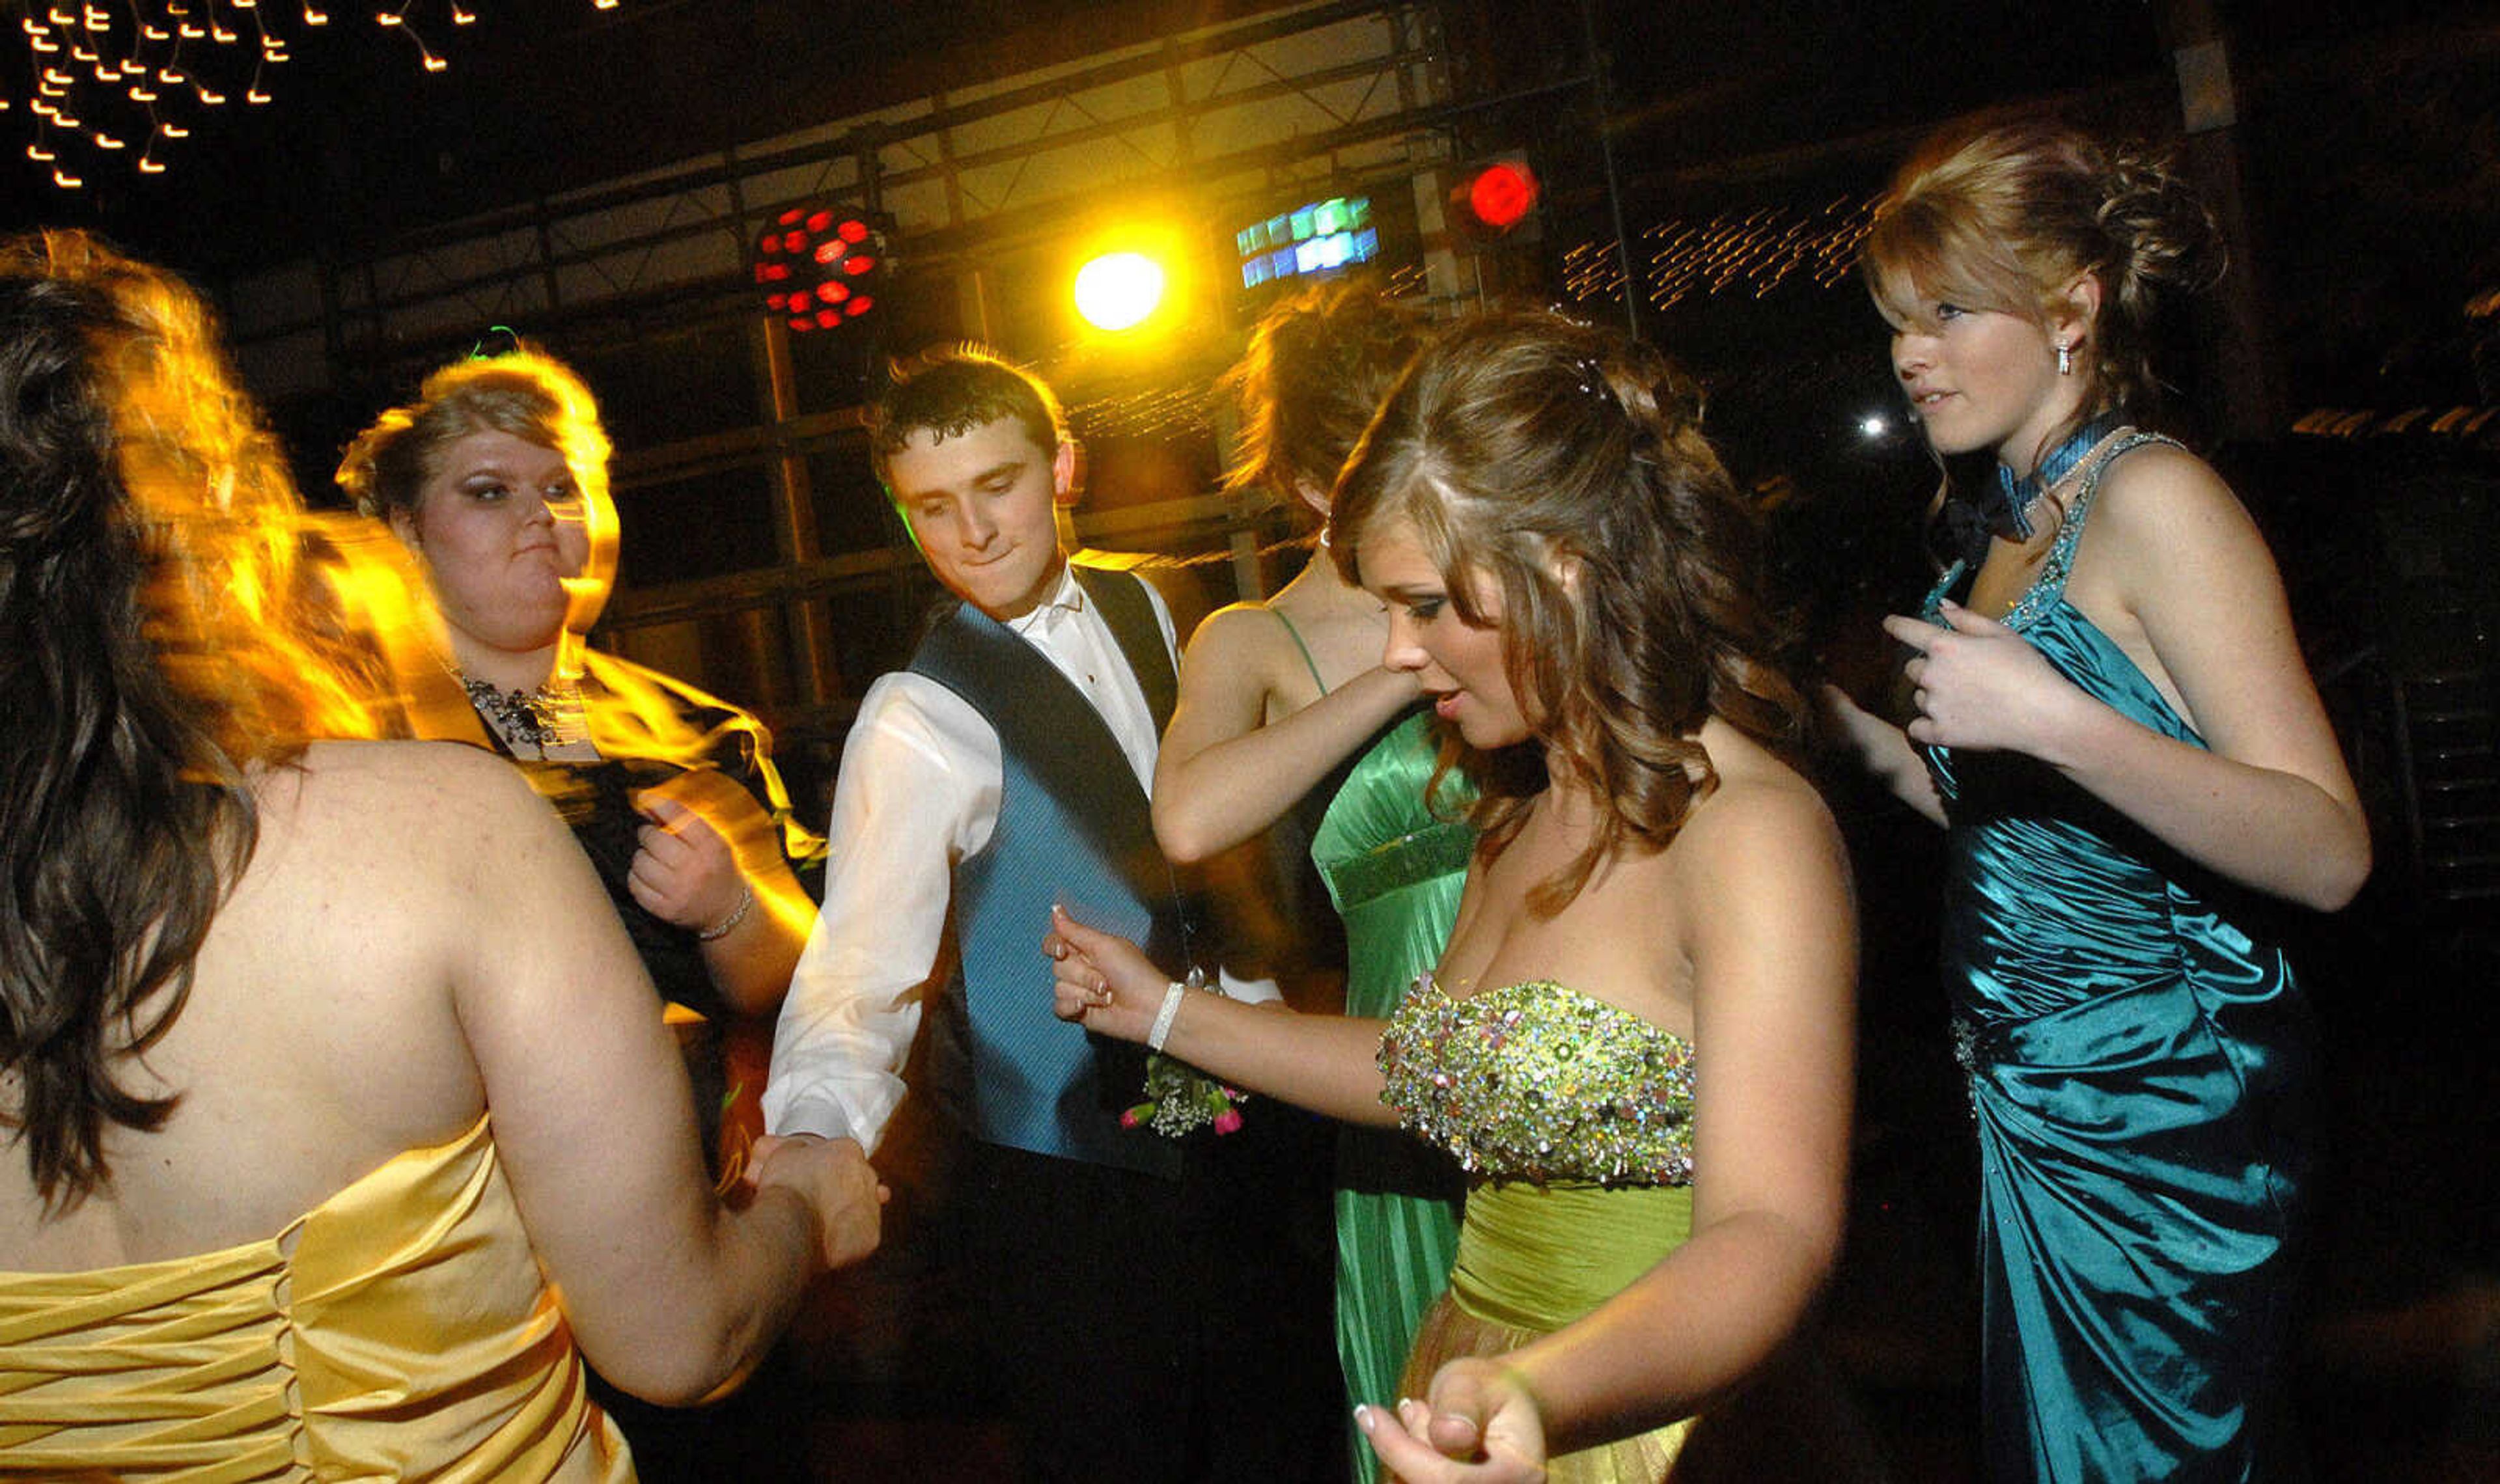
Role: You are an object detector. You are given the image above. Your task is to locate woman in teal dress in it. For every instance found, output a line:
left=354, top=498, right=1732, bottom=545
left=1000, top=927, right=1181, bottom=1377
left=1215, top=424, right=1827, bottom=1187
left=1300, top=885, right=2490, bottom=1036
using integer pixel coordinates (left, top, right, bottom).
left=1151, top=282, right=1473, bottom=1479
left=1050, top=310, right=1860, bottom=1481
left=1825, top=115, right=2371, bottom=1479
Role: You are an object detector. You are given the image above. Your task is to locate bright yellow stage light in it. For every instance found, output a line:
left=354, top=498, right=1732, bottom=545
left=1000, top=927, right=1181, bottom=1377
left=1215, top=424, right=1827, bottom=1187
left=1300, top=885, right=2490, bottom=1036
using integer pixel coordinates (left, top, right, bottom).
left=1073, top=251, right=1166, bottom=333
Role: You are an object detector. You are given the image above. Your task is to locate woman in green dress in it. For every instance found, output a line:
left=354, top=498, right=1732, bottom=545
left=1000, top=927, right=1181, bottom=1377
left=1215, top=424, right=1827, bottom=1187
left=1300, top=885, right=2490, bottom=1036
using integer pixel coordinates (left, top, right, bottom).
left=1151, top=281, right=1470, bottom=1480
left=1051, top=310, right=1859, bottom=1481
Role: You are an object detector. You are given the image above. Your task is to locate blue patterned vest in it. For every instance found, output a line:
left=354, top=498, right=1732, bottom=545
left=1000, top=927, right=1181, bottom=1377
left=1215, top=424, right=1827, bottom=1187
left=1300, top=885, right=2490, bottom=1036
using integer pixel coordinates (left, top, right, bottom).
left=907, top=564, right=1189, bottom=1179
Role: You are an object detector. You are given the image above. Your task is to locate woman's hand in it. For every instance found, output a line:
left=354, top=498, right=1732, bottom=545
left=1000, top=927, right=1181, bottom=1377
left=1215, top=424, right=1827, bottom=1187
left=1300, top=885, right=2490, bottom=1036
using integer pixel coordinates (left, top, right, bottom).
left=1355, top=1359, right=1549, bottom=1483
left=1041, top=905, right=1175, bottom=1045
left=749, top=1133, right=887, bottom=1271
left=630, top=781, right=752, bottom=935
left=1881, top=600, right=2089, bottom=756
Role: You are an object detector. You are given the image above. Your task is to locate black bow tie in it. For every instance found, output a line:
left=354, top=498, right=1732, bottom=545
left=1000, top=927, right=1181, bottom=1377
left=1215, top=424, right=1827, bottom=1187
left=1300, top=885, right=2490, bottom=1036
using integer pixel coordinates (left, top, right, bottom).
left=1944, top=412, right=2125, bottom=566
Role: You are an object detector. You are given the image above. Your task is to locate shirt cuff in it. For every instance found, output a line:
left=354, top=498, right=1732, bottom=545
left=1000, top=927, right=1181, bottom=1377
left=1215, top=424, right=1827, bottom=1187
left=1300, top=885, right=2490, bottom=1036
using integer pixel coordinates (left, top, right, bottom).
left=1217, top=968, right=1283, bottom=1006
left=762, top=1088, right=863, bottom=1147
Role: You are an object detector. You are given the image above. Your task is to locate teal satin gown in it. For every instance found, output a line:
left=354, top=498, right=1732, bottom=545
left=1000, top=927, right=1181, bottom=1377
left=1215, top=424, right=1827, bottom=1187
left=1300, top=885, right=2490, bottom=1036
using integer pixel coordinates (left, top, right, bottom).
left=1311, top=710, right=1473, bottom=1483
left=1921, top=432, right=2312, bottom=1482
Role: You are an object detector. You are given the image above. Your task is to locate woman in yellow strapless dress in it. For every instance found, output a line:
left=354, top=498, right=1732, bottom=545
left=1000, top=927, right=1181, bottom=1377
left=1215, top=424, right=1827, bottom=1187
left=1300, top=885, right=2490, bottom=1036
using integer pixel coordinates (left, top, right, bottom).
left=0, top=232, right=883, bottom=1481
left=1046, top=311, right=1861, bottom=1481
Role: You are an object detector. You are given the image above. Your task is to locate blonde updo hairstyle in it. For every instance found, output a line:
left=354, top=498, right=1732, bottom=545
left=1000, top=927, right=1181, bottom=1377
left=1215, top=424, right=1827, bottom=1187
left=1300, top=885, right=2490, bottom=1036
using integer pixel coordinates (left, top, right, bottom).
left=336, top=344, right=613, bottom=535
left=1863, top=112, right=2225, bottom=434
left=1329, top=309, right=1804, bottom=913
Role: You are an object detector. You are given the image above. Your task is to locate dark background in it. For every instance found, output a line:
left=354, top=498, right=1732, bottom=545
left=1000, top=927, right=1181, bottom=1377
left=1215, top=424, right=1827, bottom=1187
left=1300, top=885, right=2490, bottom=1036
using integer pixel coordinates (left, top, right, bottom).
left=7, top=3, right=2495, bottom=1477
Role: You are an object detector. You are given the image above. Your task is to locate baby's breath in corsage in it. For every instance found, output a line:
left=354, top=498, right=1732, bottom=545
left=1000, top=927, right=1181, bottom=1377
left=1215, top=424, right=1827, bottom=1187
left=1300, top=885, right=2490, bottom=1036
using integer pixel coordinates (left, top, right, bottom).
left=1124, top=969, right=1249, bottom=1138
left=1124, top=1054, right=1248, bottom=1137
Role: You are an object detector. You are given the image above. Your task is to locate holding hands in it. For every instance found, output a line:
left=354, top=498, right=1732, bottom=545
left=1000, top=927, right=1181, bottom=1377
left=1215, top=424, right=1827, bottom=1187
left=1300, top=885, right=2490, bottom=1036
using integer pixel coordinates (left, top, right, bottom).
left=747, top=1133, right=887, bottom=1271
left=1880, top=599, right=2086, bottom=756
left=1355, top=1360, right=1550, bottom=1483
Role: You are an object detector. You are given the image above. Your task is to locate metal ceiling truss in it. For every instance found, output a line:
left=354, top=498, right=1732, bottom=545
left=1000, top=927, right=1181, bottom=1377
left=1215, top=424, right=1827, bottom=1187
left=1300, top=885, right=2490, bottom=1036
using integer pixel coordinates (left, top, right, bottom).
left=229, top=0, right=1452, bottom=372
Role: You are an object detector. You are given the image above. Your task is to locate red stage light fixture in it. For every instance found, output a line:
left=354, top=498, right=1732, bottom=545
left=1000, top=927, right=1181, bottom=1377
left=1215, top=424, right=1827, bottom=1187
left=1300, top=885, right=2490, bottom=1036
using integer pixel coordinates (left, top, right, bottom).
left=1446, top=154, right=1541, bottom=246
left=756, top=203, right=893, bottom=331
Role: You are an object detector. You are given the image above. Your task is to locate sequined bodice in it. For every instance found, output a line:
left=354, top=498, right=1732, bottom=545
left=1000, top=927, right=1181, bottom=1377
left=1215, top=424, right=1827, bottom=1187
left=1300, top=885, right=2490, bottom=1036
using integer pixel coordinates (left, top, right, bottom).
left=1377, top=975, right=1696, bottom=1188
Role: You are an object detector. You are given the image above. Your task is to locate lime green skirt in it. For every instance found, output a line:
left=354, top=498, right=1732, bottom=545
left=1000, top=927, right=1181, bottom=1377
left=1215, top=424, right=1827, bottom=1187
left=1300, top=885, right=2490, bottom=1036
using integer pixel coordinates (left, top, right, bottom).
left=1398, top=1181, right=1693, bottom=1483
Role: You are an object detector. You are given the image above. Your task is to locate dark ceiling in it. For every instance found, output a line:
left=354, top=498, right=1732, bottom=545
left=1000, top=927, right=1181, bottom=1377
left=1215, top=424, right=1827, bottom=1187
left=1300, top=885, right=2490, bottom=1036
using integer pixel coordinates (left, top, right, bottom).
left=4, top=0, right=2493, bottom=414
left=1, top=0, right=1291, bottom=269
left=3, top=1, right=2478, bottom=270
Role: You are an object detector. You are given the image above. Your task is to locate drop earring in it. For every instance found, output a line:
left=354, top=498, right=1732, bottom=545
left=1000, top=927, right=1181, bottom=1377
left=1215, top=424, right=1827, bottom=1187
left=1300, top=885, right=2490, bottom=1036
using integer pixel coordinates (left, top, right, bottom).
left=2056, top=342, right=2074, bottom=376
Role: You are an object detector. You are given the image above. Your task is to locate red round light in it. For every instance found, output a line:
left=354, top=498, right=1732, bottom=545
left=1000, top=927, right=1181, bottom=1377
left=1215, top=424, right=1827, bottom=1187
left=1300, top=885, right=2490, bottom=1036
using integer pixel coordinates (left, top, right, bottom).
left=816, top=308, right=840, bottom=327
left=789, top=288, right=814, bottom=308
left=841, top=254, right=876, bottom=277
left=766, top=292, right=787, bottom=310
left=764, top=263, right=791, bottom=281
left=807, top=210, right=833, bottom=234
left=837, top=219, right=868, bottom=243
left=753, top=263, right=771, bottom=283
left=778, top=207, right=802, bottom=226
left=820, top=281, right=850, bottom=303
left=760, top=232, right=782, bottom=254
left=1466, top=161, right=1538, bottom=231
left=846, top=295, right=874, bottom=316
left=788, top=316, right=812, bottom=331
left=814, top=241, right=842, bottom=266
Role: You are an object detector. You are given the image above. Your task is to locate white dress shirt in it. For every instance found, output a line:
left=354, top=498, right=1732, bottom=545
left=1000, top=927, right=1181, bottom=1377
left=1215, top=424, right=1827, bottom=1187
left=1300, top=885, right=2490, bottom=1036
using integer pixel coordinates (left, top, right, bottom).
left=762, top=560, right=1274, bottom=1149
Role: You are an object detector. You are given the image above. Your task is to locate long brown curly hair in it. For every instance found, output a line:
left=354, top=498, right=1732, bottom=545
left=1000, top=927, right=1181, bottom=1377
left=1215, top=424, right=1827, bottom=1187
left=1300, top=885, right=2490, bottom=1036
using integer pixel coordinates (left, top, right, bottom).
left=1329, top=309, right=1805, bottom=913
left=1, top=232, right=416, bottom=1211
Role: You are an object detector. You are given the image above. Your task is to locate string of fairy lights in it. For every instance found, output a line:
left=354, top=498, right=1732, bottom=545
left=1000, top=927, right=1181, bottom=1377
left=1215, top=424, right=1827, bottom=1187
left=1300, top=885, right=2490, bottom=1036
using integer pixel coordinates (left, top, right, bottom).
left=1562, top=195, right=1881, bottom=312
left=3, top=1, right=618, bottom=191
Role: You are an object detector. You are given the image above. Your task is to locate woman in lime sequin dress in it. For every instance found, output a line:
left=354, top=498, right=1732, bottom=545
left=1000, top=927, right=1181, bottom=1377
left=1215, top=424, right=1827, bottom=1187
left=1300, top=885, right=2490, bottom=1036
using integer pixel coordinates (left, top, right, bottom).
left=1047, top=311, right=1859, bottom=1482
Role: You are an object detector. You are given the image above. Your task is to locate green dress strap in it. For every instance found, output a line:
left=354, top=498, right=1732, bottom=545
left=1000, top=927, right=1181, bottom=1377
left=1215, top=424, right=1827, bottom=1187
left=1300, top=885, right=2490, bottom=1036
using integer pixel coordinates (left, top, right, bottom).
left=1268, top=606, right=1330, bottom=696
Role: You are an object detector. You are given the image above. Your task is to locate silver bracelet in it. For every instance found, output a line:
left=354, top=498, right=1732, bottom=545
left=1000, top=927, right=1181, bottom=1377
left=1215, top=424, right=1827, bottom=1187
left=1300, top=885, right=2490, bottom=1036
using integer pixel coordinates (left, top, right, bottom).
left=1146, top=980, right=1189, bottom=1052
left=697, top=883, right=756, bottom=942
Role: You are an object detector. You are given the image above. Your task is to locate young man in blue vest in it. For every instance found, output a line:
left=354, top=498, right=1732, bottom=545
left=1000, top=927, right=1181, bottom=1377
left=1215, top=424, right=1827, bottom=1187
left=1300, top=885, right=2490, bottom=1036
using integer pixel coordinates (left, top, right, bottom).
left=764, top=348, right=1338, bottom=1481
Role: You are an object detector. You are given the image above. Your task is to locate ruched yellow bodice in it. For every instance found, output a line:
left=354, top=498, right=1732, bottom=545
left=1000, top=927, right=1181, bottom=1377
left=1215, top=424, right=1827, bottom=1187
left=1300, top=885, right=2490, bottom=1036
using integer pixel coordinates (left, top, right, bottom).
left=0, top=1116, right=631, bottom=1481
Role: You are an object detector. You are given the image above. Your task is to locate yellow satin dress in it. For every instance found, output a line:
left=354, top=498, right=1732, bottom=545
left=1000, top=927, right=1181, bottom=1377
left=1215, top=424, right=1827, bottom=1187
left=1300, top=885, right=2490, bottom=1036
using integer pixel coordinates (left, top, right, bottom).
left=1380, top=976, right=1698, bottom=1483
left=0, top=1116, right=632, bottom=1481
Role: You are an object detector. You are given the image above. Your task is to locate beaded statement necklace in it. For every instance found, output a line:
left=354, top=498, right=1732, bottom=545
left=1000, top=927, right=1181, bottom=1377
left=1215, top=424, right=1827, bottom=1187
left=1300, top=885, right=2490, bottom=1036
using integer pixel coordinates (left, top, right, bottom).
left=462, top=674, right=591, bottom=754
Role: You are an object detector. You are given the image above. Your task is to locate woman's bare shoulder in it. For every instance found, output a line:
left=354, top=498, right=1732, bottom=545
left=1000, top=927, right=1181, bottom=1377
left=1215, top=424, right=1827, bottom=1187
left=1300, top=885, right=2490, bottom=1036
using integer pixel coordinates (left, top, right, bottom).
left=1185, top=599, right=1296, bottom=662
left=277, top=740, right=568, bottom=864
left=2087, top=439, right=2253, bottom=551
left=1174, top=601, right=1301, bottom=705
left=1677, top=728, right=1846, bottom=882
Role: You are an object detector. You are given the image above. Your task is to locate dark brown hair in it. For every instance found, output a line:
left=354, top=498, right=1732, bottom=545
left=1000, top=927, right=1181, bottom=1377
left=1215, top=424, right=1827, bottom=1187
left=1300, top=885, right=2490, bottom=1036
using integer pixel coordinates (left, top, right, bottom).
left=867, top=344, right=1065, bottom=493
left=1330, top=309, right=1805, bottom=912
left=2, top=232, right=405, bottom=1209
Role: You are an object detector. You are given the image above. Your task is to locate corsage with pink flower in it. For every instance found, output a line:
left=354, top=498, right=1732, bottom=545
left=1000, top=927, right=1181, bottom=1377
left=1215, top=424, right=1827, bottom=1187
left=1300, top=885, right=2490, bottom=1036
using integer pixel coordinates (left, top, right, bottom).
left=1122, top=968, right=1249, bottom=1138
